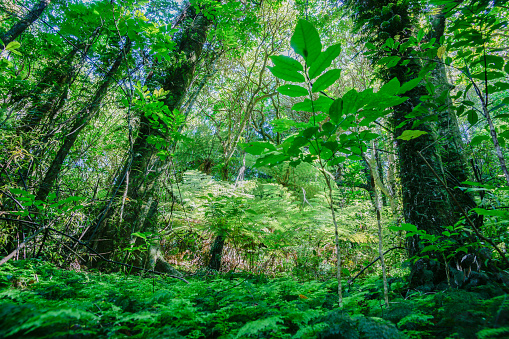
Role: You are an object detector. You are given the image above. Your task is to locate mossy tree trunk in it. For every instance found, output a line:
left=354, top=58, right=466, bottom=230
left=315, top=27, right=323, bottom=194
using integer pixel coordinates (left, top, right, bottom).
left=88, top=5, right=212, bottom=273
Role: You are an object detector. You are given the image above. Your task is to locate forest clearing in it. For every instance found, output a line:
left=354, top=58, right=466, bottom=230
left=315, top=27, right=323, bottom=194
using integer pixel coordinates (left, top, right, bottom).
left=1, top=0, right=509, bottom=337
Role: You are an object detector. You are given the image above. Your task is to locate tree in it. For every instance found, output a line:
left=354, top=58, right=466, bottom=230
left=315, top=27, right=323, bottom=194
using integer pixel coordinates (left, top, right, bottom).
left=0, top=0, right=50, bottom=45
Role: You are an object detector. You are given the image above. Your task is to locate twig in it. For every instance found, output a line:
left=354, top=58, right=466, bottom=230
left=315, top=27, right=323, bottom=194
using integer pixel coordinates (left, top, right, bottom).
left=348, top=246, right=405, bottom=285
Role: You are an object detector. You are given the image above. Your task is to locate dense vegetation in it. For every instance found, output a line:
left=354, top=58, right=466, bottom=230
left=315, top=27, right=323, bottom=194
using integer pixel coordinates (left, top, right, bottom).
left=1, top=0, right=509, bottom=337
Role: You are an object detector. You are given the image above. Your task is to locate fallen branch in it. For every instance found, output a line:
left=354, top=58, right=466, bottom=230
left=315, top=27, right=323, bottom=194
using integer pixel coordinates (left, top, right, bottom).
left=0, top=217, right=189, bottom=283
left=348, top=246, right=405, bottom=285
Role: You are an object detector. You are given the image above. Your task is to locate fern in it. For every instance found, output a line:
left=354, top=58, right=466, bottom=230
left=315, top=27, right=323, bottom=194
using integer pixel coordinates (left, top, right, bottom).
left=476, top=327, right=509, bottom=339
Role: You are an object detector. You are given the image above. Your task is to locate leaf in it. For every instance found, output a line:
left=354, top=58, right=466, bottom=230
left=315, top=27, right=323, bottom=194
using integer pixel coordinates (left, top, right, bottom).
left=437, top=46, right=446, bottom=58
left=308, top=43, right=342, bottom=79
left=292, top=96, right=333, bottom=113
left=398, top=77, right=422, bottom=94
left=241, top=141, right=277, bottom=155
left=5, top=41, right=21, bottom=51
left=470, top=135, right=489, bottom=146
left=389, top=223, right=418, bottom=233
left=329, top=98, right=343, bottom=124
left=290, top=19, right=322, bottom=67
left=277, top=84, right=308, bottom=97
left=270, top=55, right=303, bottom=72
left=417, top=28, right=425, bottom=42
left=397, top=130, right=428, bottom=141
left=378, top=77, right=400, bottom=96
left=267, top=66, right=305, bottom=83
left=467, top=110, right=478, bottom=125
left=472, top=208, right=506, bottom=217
left=311, top=69, right=341, bottom=93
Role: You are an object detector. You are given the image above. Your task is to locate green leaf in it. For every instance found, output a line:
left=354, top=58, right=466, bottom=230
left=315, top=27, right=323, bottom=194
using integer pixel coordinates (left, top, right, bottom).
left=329, top=98, right=343, bottom=124
left=397, top=130, right=428, bottom=140
left=267, top=66, right=305, bottom=83
left=467, top=110, right=478, bottom=125
left=240, top=141, right=277, bottom=155
left=292, top=96, right=333, bottom=113
left=398, top=77, right=422, bottom=94
left=312, top=69, right=341, bottom=93
left=390, top=223, right=418, bottom=233
left=270, top=55, right=303, bottom=72
left=470, top=135, right=489, bottom=146
left=290, top=19, right=322, bottom=67
left=378, top=77, right=400, bottom=96
left=472, top=208, right=506, bottom=217
left=308, top=43, right=342, bottom=79
left=276, top=84, right=308, bottom=97
left=5, top=41, right=21, bottom=51
left=417, top=29, right=425, bottom=42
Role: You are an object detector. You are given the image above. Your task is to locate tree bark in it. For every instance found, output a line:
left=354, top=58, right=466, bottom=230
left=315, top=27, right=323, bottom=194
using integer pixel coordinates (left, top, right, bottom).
left=429, top=8, right=476, bottom=214
left=0, top=0, right=50, bottom=45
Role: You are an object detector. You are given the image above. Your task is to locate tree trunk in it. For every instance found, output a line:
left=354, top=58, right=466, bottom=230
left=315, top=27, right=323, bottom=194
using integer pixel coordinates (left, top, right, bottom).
left=0, top=0, right=50, bottom=45
left=88, top=5, right=212, bottom=265
left=208, top=233, right=226, bottom=271
left=35, top=39, right=130, bottom=202
left=429, top=8, right=475, bottom=215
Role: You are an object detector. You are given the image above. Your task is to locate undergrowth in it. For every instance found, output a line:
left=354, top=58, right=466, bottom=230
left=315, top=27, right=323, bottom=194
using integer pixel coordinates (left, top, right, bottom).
left=0, top=259, right=508, bottom=338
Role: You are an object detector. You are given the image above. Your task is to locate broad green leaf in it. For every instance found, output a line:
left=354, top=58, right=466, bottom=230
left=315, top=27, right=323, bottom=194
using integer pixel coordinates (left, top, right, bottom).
left=270, top=55, right=303, bottom=72
left=308, top=43, right=342, bottom=79
left=311, top=69, right=341, bottom=93
left=398, top=77, right=422, bottom=94
left=342, top=88, right=360, bottom=115
left=328, top=156, right=346, bottom=166
left=378, top=77, right=400, bottom=96
left=292, top=96, right=333, bottom=113
left=5, top=41, right=21, bottom=51
left=240, top=141, right=277, bottom=155
left=389, top=223, right=418, bottom=233
left=254, top=153, right=290, bottom=168
left=329, top=98, right=343, bottom=124
left=472, top=208, right=506, bottom=217
left=417, top=28, right=425, bottom=42
left=267, top=66, right=305, bottom=83
left=378, top=56, right=400, bottom=68
left=397, top=130, right=428, bottom=140
left=276, top=84, right=308, bottom=97
left=467, top=110, right=478, bottom=125
left=470, top=135, right=489, bottom=146
left=290, top=19, right=322, bottom=67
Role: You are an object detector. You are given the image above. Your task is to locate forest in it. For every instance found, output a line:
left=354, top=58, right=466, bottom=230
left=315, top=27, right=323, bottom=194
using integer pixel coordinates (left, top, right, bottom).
left=1, top=0, right=509, bottom=337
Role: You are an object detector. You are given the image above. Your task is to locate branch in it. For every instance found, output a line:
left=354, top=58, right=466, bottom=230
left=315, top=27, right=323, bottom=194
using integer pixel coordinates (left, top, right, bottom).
left=348, top=246, right=405, bottom=285
left=0, top=217, right=189, bottom=283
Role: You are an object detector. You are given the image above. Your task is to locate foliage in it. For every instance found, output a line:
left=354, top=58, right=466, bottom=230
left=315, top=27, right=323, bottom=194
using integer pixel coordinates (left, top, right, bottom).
left=1, top=260, right=508, bottom=338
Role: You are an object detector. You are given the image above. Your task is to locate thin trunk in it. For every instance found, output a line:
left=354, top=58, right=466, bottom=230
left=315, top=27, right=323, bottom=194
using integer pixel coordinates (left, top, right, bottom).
left=0, top=0, right=50, bottom=45
left=208, top=232, right=226, bottom=271
left=324, top=174, right=343, bottom=308
left=35, top=40, right=130, bottom=202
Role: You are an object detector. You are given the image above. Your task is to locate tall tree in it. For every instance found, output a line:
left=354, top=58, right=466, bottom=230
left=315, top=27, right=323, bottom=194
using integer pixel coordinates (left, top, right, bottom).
left=87, top=3, right=214, bottom=273
left=346, top=0, right=461, bottom=288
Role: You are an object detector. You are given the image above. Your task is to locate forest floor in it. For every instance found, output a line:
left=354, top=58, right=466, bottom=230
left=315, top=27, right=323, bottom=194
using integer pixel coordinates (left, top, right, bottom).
left=0, top=259, right=508, bottom=338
